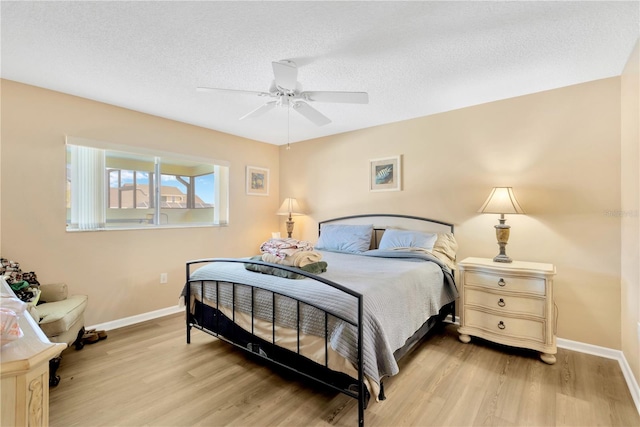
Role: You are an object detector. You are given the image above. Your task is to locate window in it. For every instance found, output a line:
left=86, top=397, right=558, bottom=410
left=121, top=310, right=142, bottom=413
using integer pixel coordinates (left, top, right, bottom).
left=66, top=137, right=229, bottom=231
left=109, top=170, right=151, bottom=209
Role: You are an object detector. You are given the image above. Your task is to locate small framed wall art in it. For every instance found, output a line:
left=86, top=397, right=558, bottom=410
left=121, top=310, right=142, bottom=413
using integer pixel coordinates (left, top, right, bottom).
left=246, top=165, right=269, bottom=196
left=369, top=155, right=401, bottom=192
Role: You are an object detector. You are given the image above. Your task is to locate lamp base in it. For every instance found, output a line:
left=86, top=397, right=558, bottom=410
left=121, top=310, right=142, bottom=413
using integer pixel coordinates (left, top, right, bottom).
left=493, top=254, right=513, bottom=263
left=285, top=218, right=294, bottom=238
left=494, top=218, right=513, bottom=263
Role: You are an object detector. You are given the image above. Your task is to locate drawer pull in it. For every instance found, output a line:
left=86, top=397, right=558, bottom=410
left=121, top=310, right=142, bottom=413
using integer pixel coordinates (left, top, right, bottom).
left=498, top=278, right=506, bottom=287
left=497, top=321, right=506, bottom=330
left=497, top=298, right=506, bottom=307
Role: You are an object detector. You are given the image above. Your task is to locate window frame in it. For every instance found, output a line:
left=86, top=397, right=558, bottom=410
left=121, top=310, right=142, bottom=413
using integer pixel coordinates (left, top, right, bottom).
left=66, top=137, right=229, bottom=231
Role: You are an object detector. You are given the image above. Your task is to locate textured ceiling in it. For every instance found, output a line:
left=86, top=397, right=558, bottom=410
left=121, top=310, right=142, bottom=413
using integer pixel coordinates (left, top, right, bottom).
left=1, top=1, right=638, bottom=145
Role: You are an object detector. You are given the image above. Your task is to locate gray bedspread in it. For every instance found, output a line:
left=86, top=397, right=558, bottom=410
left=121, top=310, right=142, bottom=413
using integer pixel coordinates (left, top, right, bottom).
left=186, top=250, right=457, bottom=389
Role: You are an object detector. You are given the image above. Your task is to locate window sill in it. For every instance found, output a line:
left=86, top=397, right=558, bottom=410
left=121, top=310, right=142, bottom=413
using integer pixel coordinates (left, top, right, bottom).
left=66, top=223, right=228, bottom=232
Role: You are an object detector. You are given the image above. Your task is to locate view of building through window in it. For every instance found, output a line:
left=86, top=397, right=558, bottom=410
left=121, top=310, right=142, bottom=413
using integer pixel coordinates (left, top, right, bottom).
left=108, top=170, right=214, bottom=209
left=66, top=139, right=229, bottom=230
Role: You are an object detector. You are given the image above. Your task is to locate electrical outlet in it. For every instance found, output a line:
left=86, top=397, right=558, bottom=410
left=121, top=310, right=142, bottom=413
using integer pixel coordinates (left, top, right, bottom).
left=160, top=273, right=168, bottom=284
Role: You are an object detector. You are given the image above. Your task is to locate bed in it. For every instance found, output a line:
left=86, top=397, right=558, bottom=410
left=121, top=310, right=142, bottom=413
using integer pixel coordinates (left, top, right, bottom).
left=183, top=214, right=458, bottom=426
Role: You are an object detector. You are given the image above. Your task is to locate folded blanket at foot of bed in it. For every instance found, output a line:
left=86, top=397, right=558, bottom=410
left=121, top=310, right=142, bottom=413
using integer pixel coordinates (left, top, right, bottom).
left=244, top=256, right=328, bottom=279
left=261, top=250, right=322, bottom=267
left=259, top=238, right=315, bottom=259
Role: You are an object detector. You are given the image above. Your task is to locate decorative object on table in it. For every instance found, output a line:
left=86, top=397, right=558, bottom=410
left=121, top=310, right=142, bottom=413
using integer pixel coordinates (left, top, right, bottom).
left=246, top=166, right=269, bottom=196
left=369, top=155, right=401, bottom=192
left=276, top=198, right=304, bottom=237
left=0, top=297, right=26, bottom=345
left=477, top=187, right=525, bottom=263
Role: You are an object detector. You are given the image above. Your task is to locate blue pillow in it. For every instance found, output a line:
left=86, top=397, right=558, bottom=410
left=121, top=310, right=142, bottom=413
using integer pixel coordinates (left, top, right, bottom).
left=316, top=224, right=373, bottom=254
left=378, top=228, right=438, bottom=251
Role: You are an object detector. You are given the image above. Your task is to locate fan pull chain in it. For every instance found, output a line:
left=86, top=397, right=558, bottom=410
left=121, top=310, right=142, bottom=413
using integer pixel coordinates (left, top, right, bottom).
left=286, top=102, right=291, bottom=150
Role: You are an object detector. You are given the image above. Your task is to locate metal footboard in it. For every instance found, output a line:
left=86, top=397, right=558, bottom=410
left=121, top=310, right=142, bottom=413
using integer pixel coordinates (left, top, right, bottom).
left=185, top=258, right=367, bottom=426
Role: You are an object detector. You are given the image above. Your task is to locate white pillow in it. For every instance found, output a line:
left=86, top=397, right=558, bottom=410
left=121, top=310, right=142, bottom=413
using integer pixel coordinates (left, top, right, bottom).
left=316, top=224, right=373, bottom=254
left=428, top=233, right=458, bottom=270
left=378, top=228, right=438, bottom=251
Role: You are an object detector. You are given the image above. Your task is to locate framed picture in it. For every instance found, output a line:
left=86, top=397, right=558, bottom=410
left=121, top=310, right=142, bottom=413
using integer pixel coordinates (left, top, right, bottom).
left=369, top=155, right=402, bottom=192
left=246, top=166, right=269, bottom=196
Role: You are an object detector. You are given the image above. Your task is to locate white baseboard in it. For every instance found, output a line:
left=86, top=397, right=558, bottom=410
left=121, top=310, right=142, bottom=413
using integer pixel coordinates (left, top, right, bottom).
left=558, top=337, right=640, bottom=415
left=86, top=305, right=183, bottom=332
left=86, top=308, right=640, bottom=416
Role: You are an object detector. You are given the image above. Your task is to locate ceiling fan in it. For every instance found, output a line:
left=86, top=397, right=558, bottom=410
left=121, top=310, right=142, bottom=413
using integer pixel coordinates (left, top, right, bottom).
left=197, top=60, right=369, bottom=126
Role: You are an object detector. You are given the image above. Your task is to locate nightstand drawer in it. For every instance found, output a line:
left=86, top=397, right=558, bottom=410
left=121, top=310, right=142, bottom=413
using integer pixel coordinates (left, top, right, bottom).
left=465, top=271, right=545, bottom=295
left=465, top=288, right=545, bottom=317
left=464, top=308, right=545, bottom=343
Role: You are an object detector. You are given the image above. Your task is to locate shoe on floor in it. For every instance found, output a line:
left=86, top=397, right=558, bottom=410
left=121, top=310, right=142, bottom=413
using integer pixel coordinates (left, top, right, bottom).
left=86, top=328, right=108, bottom=340
left=82, top=331, right=99, bottom=344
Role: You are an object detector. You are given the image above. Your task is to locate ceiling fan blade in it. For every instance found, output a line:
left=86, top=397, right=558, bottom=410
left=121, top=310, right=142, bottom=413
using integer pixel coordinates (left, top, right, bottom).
left=301, top=91, right=369, bottom=104
left=197, top=87, right=270, bottom=97
left=272, top=60, right=298, bottom=91
left=239, top=101, right=277, bottom=120
left=292, top=101, right=331, bottom=126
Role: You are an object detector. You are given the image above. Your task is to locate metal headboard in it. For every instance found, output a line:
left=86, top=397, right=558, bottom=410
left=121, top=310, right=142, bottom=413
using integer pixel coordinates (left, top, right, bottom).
left=318, top=214, right=454, bottom=249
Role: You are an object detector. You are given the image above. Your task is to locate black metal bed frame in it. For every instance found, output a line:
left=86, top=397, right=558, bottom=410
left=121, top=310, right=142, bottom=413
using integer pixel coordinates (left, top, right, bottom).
left=185, top=214, right=455, bottom=426
left=186, top=258, right=368, bottom=423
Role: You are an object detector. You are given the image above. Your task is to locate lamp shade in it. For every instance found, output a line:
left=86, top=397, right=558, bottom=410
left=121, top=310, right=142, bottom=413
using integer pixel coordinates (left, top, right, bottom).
left=477, top=187, right=525, bottom=214
left=276, top=198, right=303, bottom=216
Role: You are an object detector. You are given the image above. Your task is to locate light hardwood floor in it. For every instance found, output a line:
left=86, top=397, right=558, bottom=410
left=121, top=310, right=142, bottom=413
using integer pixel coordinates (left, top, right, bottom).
left=49, top=314, right=640, bottom=426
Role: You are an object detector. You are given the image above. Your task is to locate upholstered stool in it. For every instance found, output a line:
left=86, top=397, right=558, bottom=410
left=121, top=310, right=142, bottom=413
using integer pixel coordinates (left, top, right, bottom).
left=28, top=283, right=88, bottom=386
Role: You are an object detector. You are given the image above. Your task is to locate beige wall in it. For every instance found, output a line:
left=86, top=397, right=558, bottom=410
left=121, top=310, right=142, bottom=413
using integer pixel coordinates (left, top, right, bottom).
left=0, top=81, right=2, bottom=257
left=1, top=72, right=630, bottom=353
left=280, top=78, right=623, bottom=349
left=0, top=80, right=280, bottom=326
left=621, top=40, right=640, bottom=384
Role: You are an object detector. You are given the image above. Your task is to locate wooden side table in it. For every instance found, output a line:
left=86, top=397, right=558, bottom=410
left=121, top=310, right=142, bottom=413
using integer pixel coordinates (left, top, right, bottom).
left=457, top=257, right=557, bottom=364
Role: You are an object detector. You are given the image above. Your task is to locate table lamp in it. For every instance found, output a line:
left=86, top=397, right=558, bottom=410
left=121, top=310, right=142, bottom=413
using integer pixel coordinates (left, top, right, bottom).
left=276, top=198, right=303, bottom=238
left=478, top=187, right=525, bottom=263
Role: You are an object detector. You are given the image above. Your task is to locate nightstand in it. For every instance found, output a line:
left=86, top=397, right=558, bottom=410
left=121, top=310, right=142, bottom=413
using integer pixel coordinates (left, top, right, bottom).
left=457, top=257, right=557, bottom=364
